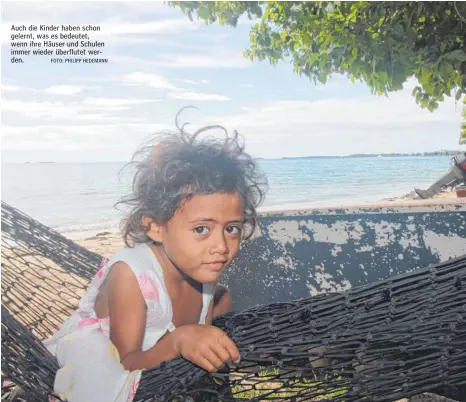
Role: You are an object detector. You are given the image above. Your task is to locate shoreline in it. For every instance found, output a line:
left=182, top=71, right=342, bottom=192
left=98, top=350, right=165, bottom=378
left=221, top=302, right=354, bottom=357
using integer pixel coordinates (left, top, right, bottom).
left=70, top=190, right=463, bottom=258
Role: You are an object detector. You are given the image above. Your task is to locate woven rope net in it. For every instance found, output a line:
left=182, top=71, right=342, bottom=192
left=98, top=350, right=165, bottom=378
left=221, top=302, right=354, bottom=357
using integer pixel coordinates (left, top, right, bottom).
left=1, top=201, right=465, bottom=402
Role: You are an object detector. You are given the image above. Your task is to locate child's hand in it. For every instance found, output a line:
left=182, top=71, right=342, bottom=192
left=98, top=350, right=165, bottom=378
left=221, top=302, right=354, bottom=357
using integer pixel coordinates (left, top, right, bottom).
left=173, top=324, right=240, bottom=372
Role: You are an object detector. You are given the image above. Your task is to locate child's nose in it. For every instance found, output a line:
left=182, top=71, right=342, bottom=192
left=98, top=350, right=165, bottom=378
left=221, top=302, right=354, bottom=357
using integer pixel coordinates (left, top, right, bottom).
left=210, top=233, right=229, bottom=255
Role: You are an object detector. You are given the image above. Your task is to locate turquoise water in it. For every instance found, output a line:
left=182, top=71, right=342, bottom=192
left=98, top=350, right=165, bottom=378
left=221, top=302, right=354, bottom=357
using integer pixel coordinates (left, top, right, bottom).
left=1, top=156, right=454, bottom=232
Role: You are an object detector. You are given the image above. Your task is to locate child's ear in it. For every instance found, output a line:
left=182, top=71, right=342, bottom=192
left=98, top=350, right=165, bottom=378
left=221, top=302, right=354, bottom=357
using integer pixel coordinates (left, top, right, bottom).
left=142, top=216, right=164, bottom=243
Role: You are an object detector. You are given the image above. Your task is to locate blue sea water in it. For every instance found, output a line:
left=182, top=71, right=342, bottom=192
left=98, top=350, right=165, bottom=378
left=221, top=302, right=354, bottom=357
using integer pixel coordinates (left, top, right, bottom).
left=1, top=156, right=454, bottom=234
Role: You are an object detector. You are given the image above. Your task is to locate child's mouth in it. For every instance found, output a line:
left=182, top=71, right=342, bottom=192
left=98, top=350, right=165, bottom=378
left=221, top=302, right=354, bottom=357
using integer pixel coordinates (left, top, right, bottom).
left=203, top=261, right=227, bottom=271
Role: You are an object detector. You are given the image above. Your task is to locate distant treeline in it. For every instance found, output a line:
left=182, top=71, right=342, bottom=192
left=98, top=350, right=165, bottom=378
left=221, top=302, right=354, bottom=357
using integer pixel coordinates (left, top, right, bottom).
left=347, top=150, right=463, bottom=157
left=278, top=150, right=463, bottom=160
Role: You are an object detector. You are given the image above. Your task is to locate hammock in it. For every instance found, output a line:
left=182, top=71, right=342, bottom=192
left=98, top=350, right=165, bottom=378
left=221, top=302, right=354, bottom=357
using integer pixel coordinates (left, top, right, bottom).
left=1, top=200, right=465, bottom=402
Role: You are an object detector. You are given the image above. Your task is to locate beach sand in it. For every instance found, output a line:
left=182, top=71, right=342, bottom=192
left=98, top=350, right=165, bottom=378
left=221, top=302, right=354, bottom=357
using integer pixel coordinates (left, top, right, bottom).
left=76, top=230, right=125, bottom=258
left=382, top=189, right=459, bottom=202
left=76, top=190, right=463, bottom=257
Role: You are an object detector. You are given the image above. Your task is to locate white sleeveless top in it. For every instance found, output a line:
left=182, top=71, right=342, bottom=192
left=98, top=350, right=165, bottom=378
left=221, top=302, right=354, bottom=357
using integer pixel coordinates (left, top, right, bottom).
left=44, top=243, right=214, bottom=402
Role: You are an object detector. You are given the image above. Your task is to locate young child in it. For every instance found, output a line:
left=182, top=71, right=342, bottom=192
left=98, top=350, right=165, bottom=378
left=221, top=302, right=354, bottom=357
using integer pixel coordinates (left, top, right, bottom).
left=43, top=113, right=267, bottom=402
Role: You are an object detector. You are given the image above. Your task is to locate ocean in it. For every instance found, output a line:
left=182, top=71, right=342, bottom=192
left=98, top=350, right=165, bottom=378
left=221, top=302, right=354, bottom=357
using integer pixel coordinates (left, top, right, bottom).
left=1, top=156, right=454, bottom=237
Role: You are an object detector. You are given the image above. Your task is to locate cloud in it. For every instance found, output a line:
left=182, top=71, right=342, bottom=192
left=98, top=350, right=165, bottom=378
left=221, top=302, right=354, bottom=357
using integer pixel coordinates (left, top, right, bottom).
left=209, top=94, right=457, bottom=129
left=1, top=122, right=171, bottom=152
left=2, top=97, right=160, bottom=124
left=121, top=72, right=176, bottom=90
left=2, top=120, right=177, bottom=165
left=112, top=51, right=250, bottom=70
left=176, top=79, right=210, bottom=85
left=237, top=16, right=261, bottom=26
left=90, top=19, right=199, bottom=44
left=3, top=99, right=81, bottom=118
left=95, top=19, right=198, bottom=37
left=2, top=1, right=179, bottom=22
left=187, top=90, right=463, bottom=157
left=1, top=84, right=21, bottom=92
left=44, top=85, right=84, bottom=95
left=2, top=2, right=110, bottom=21
left=168, top=90, right=230, bottom=101
left=403, top=76, right=421, bottom=90
left=315, top=81, right=342, bottom=91
left=81, top=97, right=159, bottom=108
left=121, top=72, right=229, bottom=101
left=3, top=89, right=463, bottom=162
left=150, top=52, right=250, bottom=69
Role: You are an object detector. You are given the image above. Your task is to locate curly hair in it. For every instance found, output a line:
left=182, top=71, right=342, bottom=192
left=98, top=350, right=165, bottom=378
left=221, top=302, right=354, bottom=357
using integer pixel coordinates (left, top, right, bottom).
left=116, top=108, right=268, bottom=247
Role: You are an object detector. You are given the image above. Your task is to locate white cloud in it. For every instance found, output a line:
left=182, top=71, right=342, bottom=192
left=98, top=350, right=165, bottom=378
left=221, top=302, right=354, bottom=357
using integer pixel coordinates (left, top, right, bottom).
left=88, top=19, right=200, bottom=45
left=188, top=90, right=463, bottom=157
left=111, top=51, right=250, bottom=70
left=152, top=52, right=250, bottom=69
left=95, top=19, right=198, bottom=37
left=121, top=72, right=229, bottom=101
left=2, top=96, right=160, bottom=123
left=2, top=2, right=109, bottom=21
left=238, top=16, right=261, bottom=26
left=210, top=94, right=457, bottom=129
left=2, top=99, right=81, bottom=118
left=121, top=72, right=176, bottom=90
left=168, top=90, right=230, bottom=101
left=81, top=97, right=159, bottom=107
left=2, top=122, right=172, bottom=153
left=3, top=89, right=464, bottom=162
left=1, top=84, right=21, bottom=92
left=44, top=85, right=84, bottom=95
left=2, top=1, right=181, bottom=22
left=315, top=81, right=342, bottom=91
left=176, top=78, right=210, bottom=85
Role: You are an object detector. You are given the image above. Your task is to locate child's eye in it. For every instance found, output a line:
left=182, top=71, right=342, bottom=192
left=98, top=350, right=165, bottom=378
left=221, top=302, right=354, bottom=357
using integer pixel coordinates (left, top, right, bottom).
left=194, top=226, right=209, bottom=235
left=226, top=225, right=242, bottom=235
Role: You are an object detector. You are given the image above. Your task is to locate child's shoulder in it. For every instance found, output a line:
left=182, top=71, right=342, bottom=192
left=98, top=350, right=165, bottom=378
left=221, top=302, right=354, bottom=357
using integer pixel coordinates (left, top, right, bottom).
left=106, top=243, right=158, bottom=275
left=108, top=243, right=165, bottom=305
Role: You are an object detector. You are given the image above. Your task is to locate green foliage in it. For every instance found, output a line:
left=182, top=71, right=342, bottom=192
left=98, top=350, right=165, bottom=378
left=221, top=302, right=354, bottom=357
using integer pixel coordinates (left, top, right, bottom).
left=169, top=1, right=466, bottom=141
left=168, top=1, right=263, bottom=27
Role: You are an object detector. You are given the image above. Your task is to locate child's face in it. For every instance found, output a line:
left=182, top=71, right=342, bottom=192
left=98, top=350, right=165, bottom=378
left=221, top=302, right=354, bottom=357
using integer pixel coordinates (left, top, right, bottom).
left=150, top=192, right=244, bottom=284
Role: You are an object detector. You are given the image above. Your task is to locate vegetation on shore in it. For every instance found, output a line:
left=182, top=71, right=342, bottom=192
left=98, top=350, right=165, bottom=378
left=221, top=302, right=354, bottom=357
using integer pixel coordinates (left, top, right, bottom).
left=279, top=150, right=464, bottom=160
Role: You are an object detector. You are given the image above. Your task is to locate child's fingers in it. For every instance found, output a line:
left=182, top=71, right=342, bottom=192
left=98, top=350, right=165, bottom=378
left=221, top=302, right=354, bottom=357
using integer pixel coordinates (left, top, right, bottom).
left=217, top=334, right=240, bottom=363
left=200, top=348, right=224, bottom=372
left=210, top=341, right=232, bottom=364
left=199, top=357, right=217, bottom=373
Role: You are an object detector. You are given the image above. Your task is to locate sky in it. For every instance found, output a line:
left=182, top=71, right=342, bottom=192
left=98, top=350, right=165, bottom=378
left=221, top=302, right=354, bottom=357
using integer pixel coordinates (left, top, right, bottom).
left=1, top=0, right=465, bottom=163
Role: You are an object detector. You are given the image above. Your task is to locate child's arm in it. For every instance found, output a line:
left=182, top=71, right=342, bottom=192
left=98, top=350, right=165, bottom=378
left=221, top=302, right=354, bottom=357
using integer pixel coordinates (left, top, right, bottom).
left=107, top=262, right=239, bottom=372
left=213, top=284, right=232, bottom=318
left=205, top=284, right=232, bottom=325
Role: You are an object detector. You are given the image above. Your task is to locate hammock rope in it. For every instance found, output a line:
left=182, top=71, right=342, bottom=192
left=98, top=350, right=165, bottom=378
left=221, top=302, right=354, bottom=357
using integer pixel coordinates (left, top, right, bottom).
left=1, top=201, right=465, bottom=402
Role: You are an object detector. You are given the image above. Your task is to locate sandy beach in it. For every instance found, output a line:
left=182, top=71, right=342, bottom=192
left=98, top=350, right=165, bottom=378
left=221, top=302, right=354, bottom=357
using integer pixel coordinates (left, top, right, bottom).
left=381, top=189, right=459, bottom=202
left=75, top=190, right=463, bottom=258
